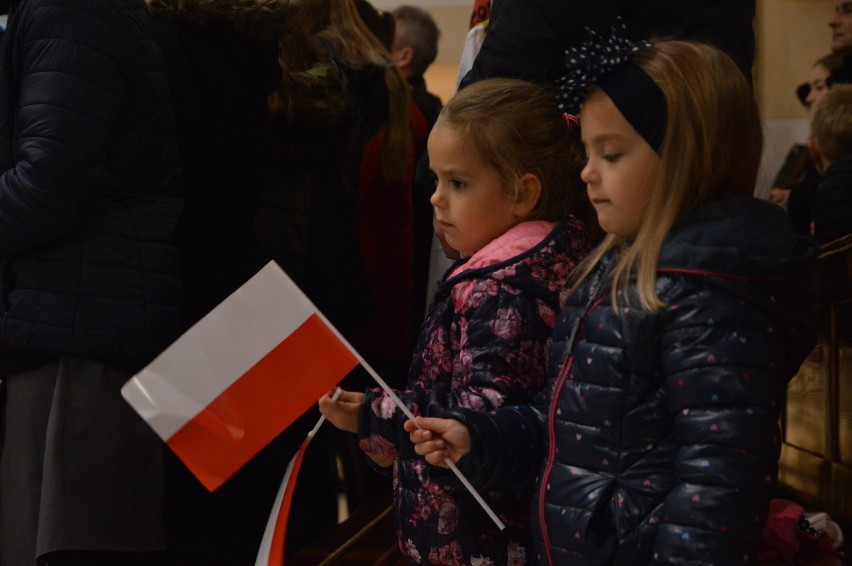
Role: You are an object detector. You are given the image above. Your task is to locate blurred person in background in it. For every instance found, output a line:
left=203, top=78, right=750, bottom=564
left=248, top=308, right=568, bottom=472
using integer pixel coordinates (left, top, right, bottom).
left=770, top=54, right=844, bottom=235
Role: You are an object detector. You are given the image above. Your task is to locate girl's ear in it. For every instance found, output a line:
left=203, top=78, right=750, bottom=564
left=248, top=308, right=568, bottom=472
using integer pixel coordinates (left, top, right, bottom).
left=514, top=173, right=542, bottom=219
left=393, top=46, right=414, bottom=69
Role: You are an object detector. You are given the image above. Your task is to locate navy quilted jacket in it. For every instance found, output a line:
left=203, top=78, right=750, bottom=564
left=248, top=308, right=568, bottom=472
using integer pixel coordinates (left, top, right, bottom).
left=454, top=197, right=818, bottom=565
left=0, top=0, right=183, bottom=369
left=358, top=219, right=590, bottom=565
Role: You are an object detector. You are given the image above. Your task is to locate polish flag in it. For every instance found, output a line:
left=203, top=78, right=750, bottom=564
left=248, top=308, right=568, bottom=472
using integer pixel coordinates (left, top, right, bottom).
left=121, top=261, right=359, bottom=492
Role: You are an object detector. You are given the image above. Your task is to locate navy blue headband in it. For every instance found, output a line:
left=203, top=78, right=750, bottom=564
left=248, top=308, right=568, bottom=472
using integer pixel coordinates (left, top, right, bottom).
left=556, top=18, right=667, bottom=152
left=597, top=63, right=667, bottom=151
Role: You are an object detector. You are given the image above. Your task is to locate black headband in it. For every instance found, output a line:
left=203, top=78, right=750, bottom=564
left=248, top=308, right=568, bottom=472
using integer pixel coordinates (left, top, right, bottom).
left=598, top=63, right=667, bottom=152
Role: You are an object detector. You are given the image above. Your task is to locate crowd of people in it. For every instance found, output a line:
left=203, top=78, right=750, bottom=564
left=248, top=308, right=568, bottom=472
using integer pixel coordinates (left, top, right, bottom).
left=0, top=0, right=847, bottom=565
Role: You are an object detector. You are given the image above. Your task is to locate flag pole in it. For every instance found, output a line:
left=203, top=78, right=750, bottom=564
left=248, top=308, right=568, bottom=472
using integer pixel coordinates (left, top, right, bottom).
left=313, top=311, right=507, bottom=531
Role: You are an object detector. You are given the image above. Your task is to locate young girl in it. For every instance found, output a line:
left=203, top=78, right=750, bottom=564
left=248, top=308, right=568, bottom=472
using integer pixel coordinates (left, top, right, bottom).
left=407, top=39, right=819, bottom=565
left=319, top=78, right=591, bottom=565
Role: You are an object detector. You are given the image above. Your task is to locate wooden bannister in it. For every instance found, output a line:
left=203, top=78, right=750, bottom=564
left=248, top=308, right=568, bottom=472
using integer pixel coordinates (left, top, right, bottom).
left=779, top=233, right=852, bottom=527
left=287, top=491, right=403, bottom=565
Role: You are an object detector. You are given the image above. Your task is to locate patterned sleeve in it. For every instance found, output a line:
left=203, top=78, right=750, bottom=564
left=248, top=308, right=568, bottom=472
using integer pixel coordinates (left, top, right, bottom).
left=358, top=278, right=553, bottom=461
left=653, top=281, right=791, bottom=565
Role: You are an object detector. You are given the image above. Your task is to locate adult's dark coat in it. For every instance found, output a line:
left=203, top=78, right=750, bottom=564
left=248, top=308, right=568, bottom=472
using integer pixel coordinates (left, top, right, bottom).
left=0, top=0, right=183, bottom=563
left=0, top=0, right=183, bottom=370
left=460, top=0, right=756, bottom=89
left=811, top=155, right=852, bottom=245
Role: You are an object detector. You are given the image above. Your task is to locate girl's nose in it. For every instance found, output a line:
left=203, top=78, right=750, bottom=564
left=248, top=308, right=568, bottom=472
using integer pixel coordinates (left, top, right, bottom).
left=580, top=160, right=595, bottom=185
left=429, top=183, right=443, bottom=207
left=805, top=88, right=817, bottom=108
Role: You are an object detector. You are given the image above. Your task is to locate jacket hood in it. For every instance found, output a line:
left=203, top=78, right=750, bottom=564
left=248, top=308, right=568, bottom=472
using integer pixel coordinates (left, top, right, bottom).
left=145, top=0, right=290, bottom=43
left=659, top=196, right=819, bottom=375
left=659, top=196, right=818, bottom=282
left=823, top=154, right=852, bottom=178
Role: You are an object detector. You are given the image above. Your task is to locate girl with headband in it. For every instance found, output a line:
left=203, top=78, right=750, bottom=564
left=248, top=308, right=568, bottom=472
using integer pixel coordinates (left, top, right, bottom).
left=407, top=30, right=819, bottom=565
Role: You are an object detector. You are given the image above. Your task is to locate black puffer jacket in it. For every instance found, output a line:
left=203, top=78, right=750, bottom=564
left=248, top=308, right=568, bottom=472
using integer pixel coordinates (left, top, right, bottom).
left=455, top=197, right=818, bottom=565
left=811, top=155, right=852, bottom=245
left=0, top=0, right=183, bottom=369
left=460, top=0, right=755, bottom=89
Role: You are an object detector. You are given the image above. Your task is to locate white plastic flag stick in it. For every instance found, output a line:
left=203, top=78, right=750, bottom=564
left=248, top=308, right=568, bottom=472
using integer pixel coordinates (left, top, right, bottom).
left=310, top=310, right=507, bottom=531
left=307, top=387, right=343, bottom=439
left=356, top=360, right=507, bottom=531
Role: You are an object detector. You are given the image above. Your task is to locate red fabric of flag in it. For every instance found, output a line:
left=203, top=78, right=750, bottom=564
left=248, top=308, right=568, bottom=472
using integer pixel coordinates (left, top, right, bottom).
left=167, top=314, right=358, bottom=491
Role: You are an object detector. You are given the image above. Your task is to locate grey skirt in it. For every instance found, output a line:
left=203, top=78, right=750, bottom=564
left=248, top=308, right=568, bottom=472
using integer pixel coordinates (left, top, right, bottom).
left=0, top=357, right=165, bottom=565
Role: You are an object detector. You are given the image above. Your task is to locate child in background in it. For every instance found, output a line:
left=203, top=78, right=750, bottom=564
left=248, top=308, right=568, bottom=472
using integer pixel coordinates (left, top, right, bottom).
left=408, top=38, right=819, bottom=565
left=807, top=83, right=852, bottom=245
left=319, top=77, right=591, bottom=565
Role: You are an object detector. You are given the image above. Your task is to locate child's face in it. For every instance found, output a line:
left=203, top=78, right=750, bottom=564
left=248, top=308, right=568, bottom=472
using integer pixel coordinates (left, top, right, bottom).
left=579, top=90, right=660, bottom=238
left=805, top=64, right=832, bottom=110
left=428, top=122, right=519, bottom=257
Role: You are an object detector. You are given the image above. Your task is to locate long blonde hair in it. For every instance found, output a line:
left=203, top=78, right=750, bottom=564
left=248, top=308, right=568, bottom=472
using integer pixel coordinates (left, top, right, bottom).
left=291, top=0, right=410, bottom=183
left=572, top=41, right=763, bottom=311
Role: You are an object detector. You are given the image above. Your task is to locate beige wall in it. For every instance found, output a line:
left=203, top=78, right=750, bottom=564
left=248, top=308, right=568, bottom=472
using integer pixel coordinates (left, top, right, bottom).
left=422, top=5, right=468, bottom=103
left=371, top=2, right=468, bottom=103
left=755, top=0, right=835, bottom=120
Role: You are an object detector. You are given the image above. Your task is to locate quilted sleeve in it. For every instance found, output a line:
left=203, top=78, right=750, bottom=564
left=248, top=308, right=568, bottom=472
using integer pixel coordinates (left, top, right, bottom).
left=653, top=281, right=792, bottom=565
left=0, top=1, right=132, bottom=255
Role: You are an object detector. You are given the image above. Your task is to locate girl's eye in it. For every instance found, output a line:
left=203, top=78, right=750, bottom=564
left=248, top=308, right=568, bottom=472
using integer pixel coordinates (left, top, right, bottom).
left=450, top=178, right=466, bottom=190
left=602, top=153, right=622, bottom=163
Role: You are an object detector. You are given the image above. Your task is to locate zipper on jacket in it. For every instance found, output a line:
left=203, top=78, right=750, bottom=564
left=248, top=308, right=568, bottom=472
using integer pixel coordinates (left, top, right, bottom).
left=538, top=291, right=608, bottom=566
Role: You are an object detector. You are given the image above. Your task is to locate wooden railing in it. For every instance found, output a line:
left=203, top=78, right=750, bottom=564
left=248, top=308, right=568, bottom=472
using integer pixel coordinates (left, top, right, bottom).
left=288, top=492, right=402, bottom=565
left=779, top=233, right=852, bottom=526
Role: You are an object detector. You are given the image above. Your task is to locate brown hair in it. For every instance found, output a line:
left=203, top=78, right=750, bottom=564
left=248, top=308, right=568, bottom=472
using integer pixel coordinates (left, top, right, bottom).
left=572, top=41, right=763, bottom=311
left=438, top=78, right=586, bottom=222
left=811, top=84, right=852, bottom=162
left=292, top=0, right=410, bottom=183
left=145, top=0, right=291, bottom=45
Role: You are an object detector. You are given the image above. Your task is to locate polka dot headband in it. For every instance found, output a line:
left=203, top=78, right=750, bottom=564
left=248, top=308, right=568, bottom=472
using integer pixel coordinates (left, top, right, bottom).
left=556, top=18, right=667, bottom=152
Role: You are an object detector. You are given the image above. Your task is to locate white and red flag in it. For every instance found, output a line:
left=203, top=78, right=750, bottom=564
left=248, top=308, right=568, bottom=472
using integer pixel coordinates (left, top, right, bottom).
left=121, top=261, right=359, bottom=492
left=123, top=261, right=504, bottom=564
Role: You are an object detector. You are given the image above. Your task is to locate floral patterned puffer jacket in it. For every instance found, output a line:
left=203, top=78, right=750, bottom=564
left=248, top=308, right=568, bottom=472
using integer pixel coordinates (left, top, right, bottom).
left=358, top=218, right=589, bottom=565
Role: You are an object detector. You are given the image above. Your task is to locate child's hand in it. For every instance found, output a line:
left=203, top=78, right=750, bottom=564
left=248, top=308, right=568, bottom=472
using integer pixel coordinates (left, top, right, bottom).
left=318, top=389, right=363, bottom=433
left=769, top=187, right=791, bottom=211
left=404, top=416, right=471, bottom=468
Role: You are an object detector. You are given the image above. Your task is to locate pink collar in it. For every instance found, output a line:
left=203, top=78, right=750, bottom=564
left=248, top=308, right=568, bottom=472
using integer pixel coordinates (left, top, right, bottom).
left=450, top=221, right=556, bottom=278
